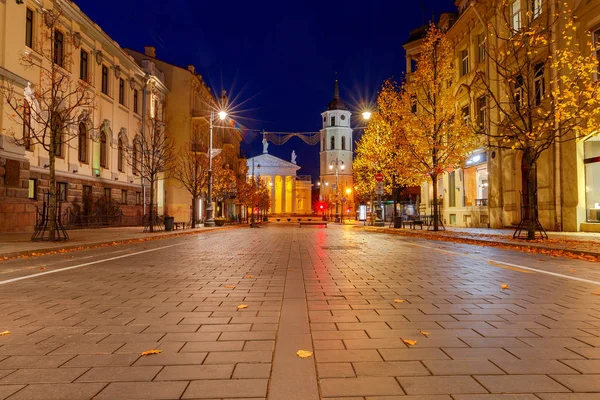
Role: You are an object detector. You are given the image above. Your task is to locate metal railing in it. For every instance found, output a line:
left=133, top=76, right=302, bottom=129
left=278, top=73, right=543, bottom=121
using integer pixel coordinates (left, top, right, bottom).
left=475, top=198, right=489, bottom=207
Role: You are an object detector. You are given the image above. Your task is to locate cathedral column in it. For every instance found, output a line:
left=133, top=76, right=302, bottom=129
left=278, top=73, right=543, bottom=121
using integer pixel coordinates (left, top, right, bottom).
left=271, top=176, right=276, bottom=213
left=292, top=177, right=297, bottom=213
left=281, top=175, right=286, bottom=213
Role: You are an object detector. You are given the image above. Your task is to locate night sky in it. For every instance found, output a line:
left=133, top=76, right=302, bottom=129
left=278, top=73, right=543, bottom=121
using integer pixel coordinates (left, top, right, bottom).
left=74, top=0, right=452, bottom=179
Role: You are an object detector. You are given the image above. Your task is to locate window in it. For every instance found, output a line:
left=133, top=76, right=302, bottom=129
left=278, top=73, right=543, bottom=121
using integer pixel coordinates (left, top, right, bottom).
left=104, top=187, right=111, bottom=199
left=118, top=138, right=124, bottom=172
left=477, top=34, right=486, bottom=63
left=133, top=139, right=141, bottom=175
left=28, top=179, right=37, bottom=200
left=584, top=136, right=600, bottom=222
left=23, top=101, right=31, bottom=151
left=100, top=130, right=107, bottom=168
left=531, top=0, right=543, bottom=19
left=25, top=8, right=33, bottom=48
left=330, top=136, right=335, bottom=150
left=121, top=189, right=127, bottom=204
left=80, top=50, right=88, bottom=82
left=57, top=182, right=67, bottom=202
left=534, top=63, right=545, bottom=105
left=511, top=0, right=521, bottom=31
left=78, top=122, right=87, bottom=163
left=461, top=49, right=469, bottom=76
left=477, top=96, right=487, bottom=130
left=136, top=192, right=141, bottom=205
left=83, top=185, right=92, bottom=198
left=118, top=78, right=125, bottom=105
left=133, top=89, right=139, bottom=114
left=341, top=136, right=346, bottom=151
left=449, top=171, right=456, bottom=207
left=52, top=113, right=63, bottom=158
left=462, top=105, right=470, bottom=124
left=54, top=30, right=64, bottom=67
left=101, top=65, right=108, bottom=95
left=331, top=116, right=336, bottom=126
left=514, top=75, right=524, bottom=108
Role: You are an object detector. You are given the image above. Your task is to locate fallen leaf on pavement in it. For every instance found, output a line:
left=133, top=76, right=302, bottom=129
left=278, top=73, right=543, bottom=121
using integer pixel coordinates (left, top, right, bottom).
left=569, top=269, right=576, bottom=273
left=501, top=283, right=509, bottom=290
left=237, top=304, right=248, bottom=309
left=224, top=285, right=236, bottom=289
left=141, top=349, right=162, bottom=356
left=592, top=293, right=600, bottom=296
left=419, top=331, right=430, bottom=337
left=393, top=299, right=405, bottom=303
left=367, top=277, right=375, bottom=280
left=296, top=350, right=313, bottom=358
left=403, top=339, right=417, bottom=346
left=244, top=275, right=254, bottom=279
left=0, top=331, right=10, bottom=336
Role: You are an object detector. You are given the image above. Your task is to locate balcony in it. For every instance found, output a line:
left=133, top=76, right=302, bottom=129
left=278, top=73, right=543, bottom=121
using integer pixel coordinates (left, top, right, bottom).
left=475, top=198, right=488, bottom=207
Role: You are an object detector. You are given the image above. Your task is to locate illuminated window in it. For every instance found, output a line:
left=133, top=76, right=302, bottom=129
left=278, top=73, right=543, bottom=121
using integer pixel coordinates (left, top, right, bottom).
left=511, top=0, right=521, bottom=31
left=531, top=0, right=543, bottom=19
left=534, top=63, right=545, bottom=105
left=461, top=49, right=469, bottom=76
left=477, top=34, right=486, bottom=63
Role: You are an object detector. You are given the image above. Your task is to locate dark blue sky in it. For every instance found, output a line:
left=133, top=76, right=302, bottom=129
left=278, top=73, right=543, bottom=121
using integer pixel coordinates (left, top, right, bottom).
left=74, top=0, right=451, bottom=179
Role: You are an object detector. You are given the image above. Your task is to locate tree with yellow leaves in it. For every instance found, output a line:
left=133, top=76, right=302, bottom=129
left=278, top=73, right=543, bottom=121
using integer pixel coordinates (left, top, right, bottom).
left=397, top=25, right=478, bottom=230
left=470, top=0, right=600, bottom=239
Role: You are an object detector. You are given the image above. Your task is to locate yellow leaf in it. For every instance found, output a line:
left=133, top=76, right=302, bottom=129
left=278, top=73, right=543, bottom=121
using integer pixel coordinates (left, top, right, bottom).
left=296, top=350, right=313, bottom=358
left=141, top=349, right=162, bottom=356
left=0, top=331, right=11, bottom=336
left=393, top=299, right=405, bottom=303
left=592, top=292, right=600, bottom=296
left=244, top=275, right=254, bottom=279
left=403, top=339, right=417, bottom=346
left=237, top=304, right=248, bottom=309
left=367, top=277, right=375, bottom=280
left=224, top=285, right=236, bottom=289
left=501, top=283, right=509, bottom=290
left=420, top=331, right=430, bottom=337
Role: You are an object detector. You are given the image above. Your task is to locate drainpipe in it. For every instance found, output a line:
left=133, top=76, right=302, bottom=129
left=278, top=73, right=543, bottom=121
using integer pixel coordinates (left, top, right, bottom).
left=551, top=0, right=562, bottom=231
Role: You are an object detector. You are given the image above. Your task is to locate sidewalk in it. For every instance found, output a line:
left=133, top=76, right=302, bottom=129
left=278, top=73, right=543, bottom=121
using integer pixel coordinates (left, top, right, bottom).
left=0, top=224, right=244, bottom=259
left=350, top=221, right=600, bottom=260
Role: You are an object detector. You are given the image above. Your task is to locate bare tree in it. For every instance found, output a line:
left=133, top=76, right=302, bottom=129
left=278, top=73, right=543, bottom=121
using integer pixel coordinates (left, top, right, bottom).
left=171, top=131, right=209, bottom=228
left=1, top=3, right=96, bottom=241
left=469, top=0, right=600, bottom=239
left=128, top=115, right=174, bottom=232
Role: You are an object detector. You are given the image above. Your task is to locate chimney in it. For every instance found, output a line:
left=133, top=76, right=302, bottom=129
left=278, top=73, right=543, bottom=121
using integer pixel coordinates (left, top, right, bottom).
left=144, top=46, right=156, bottom=58
left=187, top=64, right=195, bottom=74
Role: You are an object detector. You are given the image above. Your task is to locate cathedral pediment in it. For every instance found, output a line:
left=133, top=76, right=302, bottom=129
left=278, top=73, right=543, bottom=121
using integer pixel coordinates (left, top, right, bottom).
left=247, top=154, right=300, bottom=174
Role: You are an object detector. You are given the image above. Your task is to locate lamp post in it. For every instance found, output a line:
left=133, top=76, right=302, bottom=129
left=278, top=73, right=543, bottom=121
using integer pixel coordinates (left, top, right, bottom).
left=250, top=159, right=260, bottom=227
left=329, top=158, right=344, bottom=223
left=205, top=109, right=227, bottom=227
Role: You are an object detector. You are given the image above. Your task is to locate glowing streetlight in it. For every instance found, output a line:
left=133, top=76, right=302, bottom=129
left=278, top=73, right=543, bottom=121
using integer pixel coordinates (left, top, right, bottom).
left=218, top=111, right=227, bottom=120
left=205, top=109, right=228, bottom=227
left=345, top=188, right=352, bottom=195
left=362, top=111, right=372, bottom=120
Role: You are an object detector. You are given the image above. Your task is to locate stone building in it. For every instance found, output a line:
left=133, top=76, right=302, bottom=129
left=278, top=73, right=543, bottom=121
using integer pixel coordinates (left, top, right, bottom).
left=403, top=0, right=600, bottom=232
left=126, top=47, right=244, bottom=224
left=0, top=0, right=167, bottom=232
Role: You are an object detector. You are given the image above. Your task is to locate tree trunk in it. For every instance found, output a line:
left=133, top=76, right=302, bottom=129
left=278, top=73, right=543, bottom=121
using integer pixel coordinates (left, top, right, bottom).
left=191, top=195, right=197, bottom=228
left=48, top=141, right=57, bottom=240
left=148, top=178, right=154, bottom=233
left=431, top=173, right=439, bottom=231
left=526, top=158, right=537, bottom=240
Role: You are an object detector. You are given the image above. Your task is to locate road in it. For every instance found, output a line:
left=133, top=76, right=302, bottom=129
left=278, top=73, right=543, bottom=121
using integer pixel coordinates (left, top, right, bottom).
left=0, top=223, right=599, bottom=399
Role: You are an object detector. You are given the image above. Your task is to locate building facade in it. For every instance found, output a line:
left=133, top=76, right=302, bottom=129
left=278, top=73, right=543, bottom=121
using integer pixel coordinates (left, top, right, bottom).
left=0, top=0, right=167, bottom=232
left=404, top=0, right=600, bottom=232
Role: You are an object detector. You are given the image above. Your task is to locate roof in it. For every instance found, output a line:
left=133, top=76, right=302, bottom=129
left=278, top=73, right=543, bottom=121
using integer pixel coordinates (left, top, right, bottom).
left=327, top=80, right=348, bottom=111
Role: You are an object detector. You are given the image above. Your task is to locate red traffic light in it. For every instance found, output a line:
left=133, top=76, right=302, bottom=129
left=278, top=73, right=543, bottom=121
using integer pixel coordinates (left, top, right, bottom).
left=319, top=204, right=324, bottom=209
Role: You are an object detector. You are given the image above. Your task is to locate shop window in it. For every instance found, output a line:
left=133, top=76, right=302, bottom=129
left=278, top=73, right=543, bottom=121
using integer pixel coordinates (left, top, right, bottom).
left=57, top=182, right=67, bottom=201
left=28, top=179, right=37, bottom=200
left=584, top=136, right=600, bottom=222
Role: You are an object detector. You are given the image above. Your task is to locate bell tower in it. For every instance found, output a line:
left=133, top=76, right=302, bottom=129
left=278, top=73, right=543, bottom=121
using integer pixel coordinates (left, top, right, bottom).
left=319, top=79, right=353, bottom=206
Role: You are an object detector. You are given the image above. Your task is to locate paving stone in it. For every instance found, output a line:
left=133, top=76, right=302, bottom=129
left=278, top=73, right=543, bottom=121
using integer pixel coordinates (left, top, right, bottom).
left=95, top=381, right=188, bottom=399
left=232, top=363, right=272, bottom=378
left=203, top=350, right=272, bottom=364
left=0, top=384, right=25, bottom=399
left=379, top=348, right=451, bottom=361
left=317, top=362, right=356, bottom=378
left=475, top=375, right=570, bottom=393
left=316, top=350, right=383, bottom=363
left=6, top=383, right=106, bottom=400
left=491, top=359, right=578, bottom=374
left=320, top=377, right=404, bottom=397
left=398, top=376, right=488, bottom=395
left=0, top=355, right=73, bottom=369
left=155, top=364, right=234, bottom=380
left=63, top=354, right=139, bottom=367
left=0, top=367, right=89, bottom=384
left=537, top=394, right=600, bottom=400
left=243, top=340, right=275, bottom=351
left=423, top=360, right=505, bottom=375
left=353, top=361, right=429, bottom=377
left=182, top=378, right=268, bottom=399
left=180, top=341, right=245, bottom=352
left=134, top=352, right=208, bottom=366
left=76, top=366, right=161, bottom=382
left=549, top=374, right=600, bottom=392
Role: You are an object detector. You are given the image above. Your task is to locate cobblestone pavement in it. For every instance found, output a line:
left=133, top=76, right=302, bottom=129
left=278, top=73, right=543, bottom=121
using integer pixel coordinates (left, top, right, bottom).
left=0, top=224, right=599, bottom=399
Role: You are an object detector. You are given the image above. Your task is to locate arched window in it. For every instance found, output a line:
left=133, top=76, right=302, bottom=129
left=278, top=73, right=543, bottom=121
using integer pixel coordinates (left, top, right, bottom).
left=52, top=113, right=63, bottom=158
left=330, top=136, right=335, bottom=150
left=118, top=138, right=124, bottom=172
left=78, top=122, right=87, bottom=163
left=100, top=130, right=107, bottom=168
left=341, top=136, right=346, bottom=151
left=23, top=101, right=31, bottom=151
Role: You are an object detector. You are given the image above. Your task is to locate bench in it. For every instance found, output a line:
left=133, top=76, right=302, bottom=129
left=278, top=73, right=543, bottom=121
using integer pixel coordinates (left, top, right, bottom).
left=403, top=218, right=423, bottom=230
left=174, top=222, right=186, bottom=230
left=299, top=221, right=328, bottom=228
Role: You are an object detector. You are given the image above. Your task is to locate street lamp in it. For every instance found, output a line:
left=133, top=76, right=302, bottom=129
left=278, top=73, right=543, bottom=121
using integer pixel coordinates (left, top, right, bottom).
left=205, top=109, right=227, bottom=227
left=329, top=158, right=344, bottom=223
left=362, top=111, right=372, bottom=120
left=250, top=159, right=260, bottom=228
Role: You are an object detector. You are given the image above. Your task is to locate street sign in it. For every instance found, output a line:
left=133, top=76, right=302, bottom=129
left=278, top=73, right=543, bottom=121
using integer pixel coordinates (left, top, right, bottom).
left=375, top=173, right=384, bottom=182
left=376, top=181, right=384, bottom=195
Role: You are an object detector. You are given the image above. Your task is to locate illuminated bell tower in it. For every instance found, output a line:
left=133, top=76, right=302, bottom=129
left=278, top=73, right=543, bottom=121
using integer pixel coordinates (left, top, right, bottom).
left=319, top=79, right=353, bottom=205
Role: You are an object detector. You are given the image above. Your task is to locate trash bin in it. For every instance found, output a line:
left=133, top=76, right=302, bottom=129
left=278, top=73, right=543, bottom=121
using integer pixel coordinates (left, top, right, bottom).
left=164, top=216, right=174, bottom=231
left=394, top=216, right=403, bottom=229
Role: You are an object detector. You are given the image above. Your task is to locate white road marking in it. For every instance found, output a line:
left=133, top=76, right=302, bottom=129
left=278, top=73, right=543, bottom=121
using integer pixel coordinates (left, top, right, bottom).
left=407, top=242, right=600, bottom=286
left=0, top=245, right=179, bottom=286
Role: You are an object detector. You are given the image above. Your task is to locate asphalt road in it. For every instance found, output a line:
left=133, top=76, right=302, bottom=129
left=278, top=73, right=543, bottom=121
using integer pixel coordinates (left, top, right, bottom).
left=0, top=224, right=598, bottom=399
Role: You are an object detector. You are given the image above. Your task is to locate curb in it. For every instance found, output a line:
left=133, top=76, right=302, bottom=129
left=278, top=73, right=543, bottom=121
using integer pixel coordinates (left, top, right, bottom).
left=0, top=224, right=246, bottom=260
left=355, top=225, right=600, bottom=261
